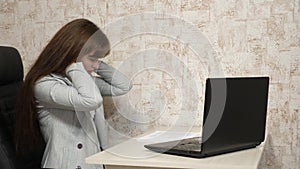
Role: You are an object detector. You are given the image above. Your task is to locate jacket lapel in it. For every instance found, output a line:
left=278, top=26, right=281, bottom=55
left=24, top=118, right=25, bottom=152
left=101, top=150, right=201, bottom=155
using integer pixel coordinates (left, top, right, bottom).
left=76, top=110, right=100, bottom=147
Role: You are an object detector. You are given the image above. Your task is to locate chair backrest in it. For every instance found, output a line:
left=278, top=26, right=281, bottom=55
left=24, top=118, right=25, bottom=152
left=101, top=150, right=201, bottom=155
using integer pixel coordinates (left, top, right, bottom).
left=0, top=46, right=24, bottom=169
left=0, top=46, right=44, bottom=169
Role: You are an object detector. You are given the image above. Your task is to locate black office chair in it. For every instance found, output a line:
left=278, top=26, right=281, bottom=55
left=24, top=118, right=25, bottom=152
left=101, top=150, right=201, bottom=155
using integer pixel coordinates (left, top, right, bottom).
left=0, top=46, right=44, bottom=169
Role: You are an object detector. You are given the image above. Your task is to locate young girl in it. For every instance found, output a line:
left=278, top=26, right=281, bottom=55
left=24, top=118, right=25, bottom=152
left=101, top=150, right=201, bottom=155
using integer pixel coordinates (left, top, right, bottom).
left=15, top=19, right=132, bottom=169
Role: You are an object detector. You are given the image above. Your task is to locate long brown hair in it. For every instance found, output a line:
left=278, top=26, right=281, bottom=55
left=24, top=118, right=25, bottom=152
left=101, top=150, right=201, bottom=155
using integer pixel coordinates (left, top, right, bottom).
left=15, top=18, right=110, bottom=154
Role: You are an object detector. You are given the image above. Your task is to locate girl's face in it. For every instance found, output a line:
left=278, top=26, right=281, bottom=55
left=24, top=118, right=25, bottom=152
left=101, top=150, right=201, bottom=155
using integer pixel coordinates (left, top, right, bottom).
left=78, top=52, right=100, bottom=74
left=77, top=46, right=110, bottom=74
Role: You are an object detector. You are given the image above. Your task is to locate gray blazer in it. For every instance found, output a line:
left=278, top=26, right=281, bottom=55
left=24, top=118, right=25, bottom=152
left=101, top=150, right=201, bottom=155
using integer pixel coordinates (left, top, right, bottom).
left=34, top=62, right=132, bottom=169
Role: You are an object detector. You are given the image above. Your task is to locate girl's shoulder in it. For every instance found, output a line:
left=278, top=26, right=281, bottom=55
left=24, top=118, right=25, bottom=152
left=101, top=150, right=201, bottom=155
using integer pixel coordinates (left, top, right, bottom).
left=36, top=73, right=73, bottom=86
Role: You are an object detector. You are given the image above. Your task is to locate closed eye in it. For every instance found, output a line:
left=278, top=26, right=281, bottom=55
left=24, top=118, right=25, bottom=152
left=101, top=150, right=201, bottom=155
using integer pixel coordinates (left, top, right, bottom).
left=88, top=56, right=98, bottom=62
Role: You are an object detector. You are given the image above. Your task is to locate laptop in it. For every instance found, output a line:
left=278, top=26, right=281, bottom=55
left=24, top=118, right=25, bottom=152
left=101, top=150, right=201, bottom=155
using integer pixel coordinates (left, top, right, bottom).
left=144, top=77, right=269, bottom=158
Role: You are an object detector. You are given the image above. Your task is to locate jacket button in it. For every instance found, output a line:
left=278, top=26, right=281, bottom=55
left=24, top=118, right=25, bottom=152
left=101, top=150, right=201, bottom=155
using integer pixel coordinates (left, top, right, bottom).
left=76, top=165, right=81, bottom=169
left=77, top=143, right=83, bottom=149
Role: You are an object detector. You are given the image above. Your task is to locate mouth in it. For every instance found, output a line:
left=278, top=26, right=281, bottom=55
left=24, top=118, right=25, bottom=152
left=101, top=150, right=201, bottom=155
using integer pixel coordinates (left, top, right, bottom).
left=87, top=70, right=93, bottom=74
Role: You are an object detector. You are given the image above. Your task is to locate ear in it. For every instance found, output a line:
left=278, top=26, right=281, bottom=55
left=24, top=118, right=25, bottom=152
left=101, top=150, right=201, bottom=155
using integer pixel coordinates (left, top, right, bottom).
left=76, top=55, right=83, bottom=62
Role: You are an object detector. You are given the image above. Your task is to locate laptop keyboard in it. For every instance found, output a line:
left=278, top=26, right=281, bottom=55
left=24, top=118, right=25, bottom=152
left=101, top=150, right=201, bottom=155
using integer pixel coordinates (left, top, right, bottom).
left=173, top=137, right=202, bottom=152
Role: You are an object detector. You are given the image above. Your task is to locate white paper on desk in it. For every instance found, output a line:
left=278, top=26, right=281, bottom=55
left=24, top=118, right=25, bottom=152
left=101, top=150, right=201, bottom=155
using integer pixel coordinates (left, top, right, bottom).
left=136, top=131, right=201, bottom=144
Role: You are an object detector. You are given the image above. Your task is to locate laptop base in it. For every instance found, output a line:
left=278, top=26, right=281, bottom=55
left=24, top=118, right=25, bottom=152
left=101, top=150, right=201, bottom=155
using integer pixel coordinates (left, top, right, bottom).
left=145, top=140, right=259, bottom=158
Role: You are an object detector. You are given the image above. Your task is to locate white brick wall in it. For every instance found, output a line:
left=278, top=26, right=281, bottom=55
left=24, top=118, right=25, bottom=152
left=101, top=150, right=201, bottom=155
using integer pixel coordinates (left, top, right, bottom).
left=0, top=0, right=299, bottom=168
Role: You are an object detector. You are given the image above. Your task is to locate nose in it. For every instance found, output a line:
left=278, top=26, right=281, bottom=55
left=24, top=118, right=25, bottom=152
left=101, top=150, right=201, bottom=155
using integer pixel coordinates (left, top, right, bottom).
left=92, top=61, right=99, bottom=70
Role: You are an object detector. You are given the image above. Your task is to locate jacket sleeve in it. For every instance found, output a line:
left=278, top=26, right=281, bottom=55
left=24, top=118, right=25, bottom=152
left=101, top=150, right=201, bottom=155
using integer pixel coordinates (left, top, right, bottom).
left=34, top=62, right=102, bottom=111
left=94, top=61, right=132, bottom=96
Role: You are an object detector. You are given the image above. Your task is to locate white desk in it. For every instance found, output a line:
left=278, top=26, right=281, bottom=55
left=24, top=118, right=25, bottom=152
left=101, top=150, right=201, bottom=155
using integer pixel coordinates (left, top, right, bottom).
left=85, top=131, right=266, bottom=169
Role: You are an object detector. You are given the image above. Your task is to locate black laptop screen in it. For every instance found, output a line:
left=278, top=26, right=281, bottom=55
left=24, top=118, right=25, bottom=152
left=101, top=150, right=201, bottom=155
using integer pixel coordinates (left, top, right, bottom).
left=202, top=77, right=269, bottom=150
